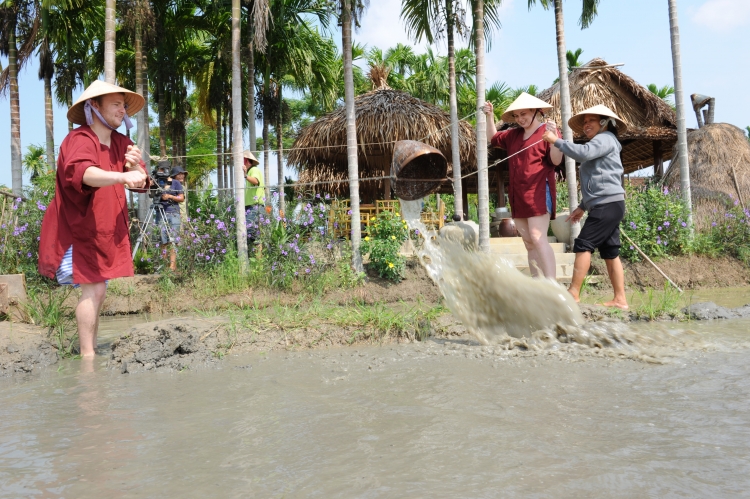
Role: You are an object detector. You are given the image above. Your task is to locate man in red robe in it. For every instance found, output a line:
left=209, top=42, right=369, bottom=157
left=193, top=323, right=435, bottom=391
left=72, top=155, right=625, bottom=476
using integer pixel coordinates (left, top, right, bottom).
left=39, top=81, right=148, bottom=357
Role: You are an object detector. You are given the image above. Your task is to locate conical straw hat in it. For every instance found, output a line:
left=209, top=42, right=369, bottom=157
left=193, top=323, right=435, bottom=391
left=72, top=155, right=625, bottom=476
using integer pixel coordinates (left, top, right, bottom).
left=67, top=80, right=145, bottom=126
left=243, top=150, right=260, bottom=166
left=500, top=92, right=553, bottom=123
left=568, top=104, right=628, bottom=135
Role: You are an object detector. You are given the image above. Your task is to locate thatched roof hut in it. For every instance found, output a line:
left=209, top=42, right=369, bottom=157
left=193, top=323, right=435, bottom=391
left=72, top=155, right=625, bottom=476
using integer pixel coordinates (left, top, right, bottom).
left=288, top=84, right=476, bottom=202
left=663, top=123, right=750, bottom=228
left=536, top=58, right=677, bottom=174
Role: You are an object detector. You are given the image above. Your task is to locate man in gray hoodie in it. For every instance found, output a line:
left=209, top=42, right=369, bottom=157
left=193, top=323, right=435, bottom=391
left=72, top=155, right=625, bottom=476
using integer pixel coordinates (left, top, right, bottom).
left=543, top=105, right=629, bottom=310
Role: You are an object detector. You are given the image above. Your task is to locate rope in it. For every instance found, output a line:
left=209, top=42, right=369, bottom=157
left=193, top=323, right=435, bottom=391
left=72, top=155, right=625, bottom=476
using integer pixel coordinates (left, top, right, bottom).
left=145, top=110, right=479, bottom=161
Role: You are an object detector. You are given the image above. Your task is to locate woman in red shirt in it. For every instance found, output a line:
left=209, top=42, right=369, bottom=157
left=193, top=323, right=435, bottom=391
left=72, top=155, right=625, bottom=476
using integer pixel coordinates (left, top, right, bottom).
left=483, top=93, right=563, bottom=279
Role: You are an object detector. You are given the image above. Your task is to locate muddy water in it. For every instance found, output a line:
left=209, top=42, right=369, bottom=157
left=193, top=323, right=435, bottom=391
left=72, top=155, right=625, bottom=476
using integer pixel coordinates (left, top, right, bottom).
left=2, top=319, right=750, bottom=498
left=400, top=200, right=583, bottom=343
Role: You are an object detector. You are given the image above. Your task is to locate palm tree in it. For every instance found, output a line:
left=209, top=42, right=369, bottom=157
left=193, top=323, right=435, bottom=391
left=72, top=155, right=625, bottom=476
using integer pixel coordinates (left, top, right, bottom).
left=38, top=4, right=55, bottom=170
left=231, top=0, right=249, bottom=272
left=647, top=83, right=675, bottom=109
left=338, top=0, right=368, bottom=273
left=566, top=48, right=583, bottom=70
left=528, top=0, right=600, bottom=246
left=104, top=0, right=116, bottom=83
left=401, top=0, right=502, bottom=220
left=746, top=126, right=750, bottom=143
left=667, top=0, right=692, bottom=227
left=473, top=0, right=489, bottom=250
left=0, top=0, right=35, bottom=196
left=245, top=0, right=271, bottom=156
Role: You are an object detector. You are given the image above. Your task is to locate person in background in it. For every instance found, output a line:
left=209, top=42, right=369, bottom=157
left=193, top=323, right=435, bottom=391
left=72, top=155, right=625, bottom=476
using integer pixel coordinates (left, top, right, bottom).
left=38, top=80, right=148, bottom=357
left=483, top=93, right=564, bottom=279
left=158, top=164, right=186, bottom=271
left=543, top=104, right=629, bottom=310
left=243, top=150, right=264, bottom=248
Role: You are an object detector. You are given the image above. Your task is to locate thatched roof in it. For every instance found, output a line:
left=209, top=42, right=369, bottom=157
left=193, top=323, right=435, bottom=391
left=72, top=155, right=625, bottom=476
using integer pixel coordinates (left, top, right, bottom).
left=663, top=123, right=750, bottom=228
left=537, top=58, right=678, bottom=173
left=288, top=86, right=477, bottom=197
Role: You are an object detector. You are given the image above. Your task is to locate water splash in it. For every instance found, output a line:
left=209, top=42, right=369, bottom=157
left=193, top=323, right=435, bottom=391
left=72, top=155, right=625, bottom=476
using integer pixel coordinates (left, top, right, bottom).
left=400, top=199, right=583, bottom=343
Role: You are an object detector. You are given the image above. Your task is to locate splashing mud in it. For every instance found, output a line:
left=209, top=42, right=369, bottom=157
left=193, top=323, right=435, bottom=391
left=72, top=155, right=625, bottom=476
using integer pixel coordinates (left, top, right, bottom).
left=400, top=199, right=705, bottom=357
left=401, top=199, right=583, bottom=342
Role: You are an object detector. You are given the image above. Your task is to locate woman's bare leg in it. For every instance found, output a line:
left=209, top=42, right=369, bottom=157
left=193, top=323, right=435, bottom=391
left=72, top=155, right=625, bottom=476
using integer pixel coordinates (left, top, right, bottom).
left=514, top=214, right=556, bottom=279
left=76, top=282, right=107, bottom=356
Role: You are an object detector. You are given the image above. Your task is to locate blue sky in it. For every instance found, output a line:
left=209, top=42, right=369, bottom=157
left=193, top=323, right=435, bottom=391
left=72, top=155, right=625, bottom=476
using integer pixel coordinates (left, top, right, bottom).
left=0, top=0, right=748, bottom=188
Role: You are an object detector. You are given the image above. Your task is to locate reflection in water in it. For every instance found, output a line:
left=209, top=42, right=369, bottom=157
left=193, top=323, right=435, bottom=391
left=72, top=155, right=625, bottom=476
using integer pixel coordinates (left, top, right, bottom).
left=1, top=320, right=750, bottom=497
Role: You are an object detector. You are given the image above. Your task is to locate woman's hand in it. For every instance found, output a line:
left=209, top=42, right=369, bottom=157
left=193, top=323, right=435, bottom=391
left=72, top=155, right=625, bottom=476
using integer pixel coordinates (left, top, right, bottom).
left=565, top=207, right=585, bottom=223
left=542, top=129, right=559, bottom=144
left=481, top=101, right=494, bottom=117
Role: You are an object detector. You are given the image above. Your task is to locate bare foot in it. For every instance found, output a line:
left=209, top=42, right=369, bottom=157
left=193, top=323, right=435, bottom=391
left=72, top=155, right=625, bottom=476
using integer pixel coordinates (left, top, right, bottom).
left=567, top=288, right=580, bottom=303
left=602, top=300, right=629, bottom=311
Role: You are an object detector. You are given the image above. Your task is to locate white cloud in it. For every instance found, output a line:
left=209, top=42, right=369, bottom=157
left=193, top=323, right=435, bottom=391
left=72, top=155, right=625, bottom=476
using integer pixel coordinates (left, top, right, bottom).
left=692, top=0, right=750, bottom=32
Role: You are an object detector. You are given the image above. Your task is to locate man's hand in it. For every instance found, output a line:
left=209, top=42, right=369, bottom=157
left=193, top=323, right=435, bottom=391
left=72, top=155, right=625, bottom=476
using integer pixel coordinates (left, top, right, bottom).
left=124, top=145, right=143, bottom=170
left=565, top=207, right=585, bottom=223
left=161, top=193, right=171, bottom=201
left=120, top=169, right=147, bottom=189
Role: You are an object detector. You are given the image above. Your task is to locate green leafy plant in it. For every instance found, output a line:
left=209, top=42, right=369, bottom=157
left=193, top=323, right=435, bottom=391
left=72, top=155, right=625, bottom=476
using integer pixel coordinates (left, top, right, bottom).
left=695, top=202, right=750, bottom=265
left=361, top=210, right=408, bottom=281
left=24, top=286, right=78, bottom=358
left=620, top=183, right=692, bottom=261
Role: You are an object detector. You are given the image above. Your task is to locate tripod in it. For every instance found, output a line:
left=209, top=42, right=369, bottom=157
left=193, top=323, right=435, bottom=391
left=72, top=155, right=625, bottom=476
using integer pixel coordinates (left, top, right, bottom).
left=132, top=200, right=176, bottom=261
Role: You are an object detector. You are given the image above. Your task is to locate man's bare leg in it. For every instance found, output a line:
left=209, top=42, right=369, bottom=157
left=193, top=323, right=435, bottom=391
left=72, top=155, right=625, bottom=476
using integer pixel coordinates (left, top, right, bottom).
left=76, top=282, right=107, bottom=357
left=603, top=257, right=629, bottom=310
left=568, top=251, right=591, bottom=303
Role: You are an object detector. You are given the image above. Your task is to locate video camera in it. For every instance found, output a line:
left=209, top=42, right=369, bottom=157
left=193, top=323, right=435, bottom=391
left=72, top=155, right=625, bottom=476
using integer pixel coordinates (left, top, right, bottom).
left=149, top=160, right=172, bottom=202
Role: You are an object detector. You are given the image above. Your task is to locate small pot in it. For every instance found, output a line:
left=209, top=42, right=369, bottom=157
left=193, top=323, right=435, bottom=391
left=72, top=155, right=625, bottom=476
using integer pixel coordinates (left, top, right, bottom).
left=499, top=218, right=518, bottom=237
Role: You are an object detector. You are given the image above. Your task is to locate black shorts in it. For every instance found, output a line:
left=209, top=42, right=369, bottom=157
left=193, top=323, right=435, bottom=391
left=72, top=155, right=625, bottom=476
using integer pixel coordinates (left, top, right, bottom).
left=573, top=201, right=625, bottom=260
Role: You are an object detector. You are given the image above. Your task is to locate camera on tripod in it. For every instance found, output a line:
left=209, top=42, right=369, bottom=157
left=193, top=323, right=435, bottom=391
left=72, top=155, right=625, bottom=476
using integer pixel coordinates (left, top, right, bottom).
left=149, top=160, right=172, bottom=203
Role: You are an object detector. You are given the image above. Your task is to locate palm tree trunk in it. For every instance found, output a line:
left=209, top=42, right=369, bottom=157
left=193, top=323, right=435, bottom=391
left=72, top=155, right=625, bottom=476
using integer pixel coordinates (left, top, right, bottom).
left=232, top=0, right=249, bottom=272
left=9, top=26, right=22, bottom=196
left=228, top=106, right=234, bottom=197
left=248, top=12, right=257, bottom=154
left=223, top=108, right=229, bottom=191
left=44, top=75, right=55, bottom=170
left=446, top=0, right=462, bottom=220
left=67, top=90, right=73, bottom=132
left=104, top=0, right=116, bottom=83
left=158, top=78, right=167, bottom=156
left=474, top=0, right=489, bottom=252
left=277, top=85, right=285, bottom=210
left=342, top=0, right=363, bottom=272
left=138, top=50, right=152, bottom=219
left=553, top=0, right=580, bottom=247
left=216, top=103, right=224, bottom=195
left=668, top=0, right=693, bottom=228
left=263, top=71, right=271, bottom=203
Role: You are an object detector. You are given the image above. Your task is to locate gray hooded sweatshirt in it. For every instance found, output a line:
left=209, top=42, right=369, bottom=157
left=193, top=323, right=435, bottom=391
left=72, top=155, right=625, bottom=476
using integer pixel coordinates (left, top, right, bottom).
left=554, top=131, right=625, bottom=211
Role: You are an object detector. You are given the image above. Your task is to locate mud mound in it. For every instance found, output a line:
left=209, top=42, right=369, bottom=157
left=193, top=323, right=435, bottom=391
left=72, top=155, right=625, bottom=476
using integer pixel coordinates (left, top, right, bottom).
left=0, top=323, right=59, bottom=377
left=108, top=320, right=219, bottom=374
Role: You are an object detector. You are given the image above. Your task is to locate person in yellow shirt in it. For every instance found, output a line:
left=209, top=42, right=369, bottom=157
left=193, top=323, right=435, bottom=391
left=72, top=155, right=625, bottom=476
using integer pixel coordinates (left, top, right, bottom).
left=242, top=150, right=264, bottom=247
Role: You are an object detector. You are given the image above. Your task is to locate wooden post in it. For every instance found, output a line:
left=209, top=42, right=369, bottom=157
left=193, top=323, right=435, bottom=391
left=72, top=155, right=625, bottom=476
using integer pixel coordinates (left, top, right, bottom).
left=653, top=140, right=664, bottom=178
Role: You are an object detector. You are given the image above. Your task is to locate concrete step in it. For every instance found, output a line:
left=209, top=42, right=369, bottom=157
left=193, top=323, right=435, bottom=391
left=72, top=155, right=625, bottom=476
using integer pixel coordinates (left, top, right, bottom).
left=490, top=236, right=558, bottom=245
left=495, top=252, right=576, bottom=267
left=490, top=242, right=568, bottom=255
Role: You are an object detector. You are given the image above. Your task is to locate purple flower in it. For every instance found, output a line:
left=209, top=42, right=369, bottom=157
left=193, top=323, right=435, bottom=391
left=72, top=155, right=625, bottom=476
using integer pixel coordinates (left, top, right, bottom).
left=712, top=222, right=717, bottom=227
left=26, top=252, right=32, bottom=258
left=210, top=214, right=215, bottom=219
left=663, top=221, right=670, bottom=227
left=197, top=208, right=201, bottom=213
left=231, top=217, right=235, bottom=222
left=629, top=246, right=634, bottom=250
left=663, top=187, right=669, bottom=195
left=681, top=222, right=687, bottom=227
left=305, top=268, right=310, bottom=274
left=629, top=222, right=637, bottom=230
left=657, top=226, right=662, bottom=231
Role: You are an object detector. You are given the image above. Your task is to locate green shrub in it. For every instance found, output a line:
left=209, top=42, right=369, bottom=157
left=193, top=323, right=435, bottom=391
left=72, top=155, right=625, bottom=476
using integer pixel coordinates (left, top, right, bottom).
left=695, top=202, right=750, bottom=264
left=361, top=210, right=408, bottom=281
left=620, top=183, right=692, bottom=261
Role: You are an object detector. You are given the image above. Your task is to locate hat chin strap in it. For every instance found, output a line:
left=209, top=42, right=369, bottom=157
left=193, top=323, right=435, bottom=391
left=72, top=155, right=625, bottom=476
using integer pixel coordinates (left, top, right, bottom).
left=84, top=99, right=134, bottom=131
